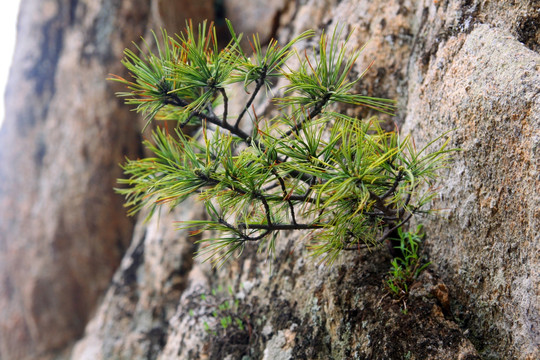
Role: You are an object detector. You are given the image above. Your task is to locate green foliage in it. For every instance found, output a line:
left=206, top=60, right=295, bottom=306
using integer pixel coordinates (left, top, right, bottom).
left=188, top=285, right=248, bottom=337
left=112, top=20, right=452, bottom=265
left=385, top=225, right=431, bottom=298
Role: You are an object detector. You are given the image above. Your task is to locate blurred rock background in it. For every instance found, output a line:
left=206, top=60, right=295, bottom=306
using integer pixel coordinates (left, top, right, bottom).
left=0, top=0, right=538, bottom=359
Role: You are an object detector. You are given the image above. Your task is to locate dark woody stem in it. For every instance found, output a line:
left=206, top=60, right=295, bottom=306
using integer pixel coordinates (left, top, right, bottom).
left=165, top=91, right=315, bottom=184
left=219, top=88, right=229, bottom=126
left=235, top=66, right=267, bottom=130
left=270, top=167, right=298, bottom=225
left=164, top=94, right=251, bottom=141
left=237, top=223, right=323, bottom=231
left=281, top=93, right=331, bottom=139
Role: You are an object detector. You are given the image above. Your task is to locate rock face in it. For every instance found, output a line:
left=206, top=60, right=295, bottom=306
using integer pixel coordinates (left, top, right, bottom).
left=1, top=0, right=538, bottom=359
left=403, top=20, right=540, bottom=359
left=0, top=0, right=213, bottom=359
left=71, top=203, right=203, bottom=360
left=223, top=0, right=292, bottom=46
left=0, top=0, right=149, bottom=358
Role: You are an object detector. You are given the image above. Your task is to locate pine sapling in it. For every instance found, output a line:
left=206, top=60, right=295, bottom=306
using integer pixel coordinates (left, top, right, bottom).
left=111, top=21, right=452, bottom=265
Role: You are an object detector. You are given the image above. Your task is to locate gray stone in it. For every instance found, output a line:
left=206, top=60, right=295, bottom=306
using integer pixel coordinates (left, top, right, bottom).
left=403, top=23, right=540, bottom=359
left=71, top=202, right=203, bottom=360
left=0, top=0, right=151, bottom=358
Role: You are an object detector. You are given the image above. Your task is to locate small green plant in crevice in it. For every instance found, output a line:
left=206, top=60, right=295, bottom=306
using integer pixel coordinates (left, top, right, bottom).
left=111, top=20, right=453, bottom=266
left=385, top=225, right=431, bottom=299
left=187, top=285, right=251, bottom=338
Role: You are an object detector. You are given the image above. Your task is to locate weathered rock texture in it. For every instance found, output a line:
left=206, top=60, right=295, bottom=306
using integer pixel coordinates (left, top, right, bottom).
left=223, top=0, right=292, bottom=46
left=0, top=1, right=148, bottom=358
left=399, top=2, right=540, bottom=358
left=403, top=22, right=540, bottom=360
left=71, top=203, right=203, bottom=360
left=0, top=0, right=213, bottom=359
left=1, top=0, right=538, bottom=359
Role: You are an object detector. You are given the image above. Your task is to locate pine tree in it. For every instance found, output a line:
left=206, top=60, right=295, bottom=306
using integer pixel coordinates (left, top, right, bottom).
left=111, top=21, right=451, bottom=265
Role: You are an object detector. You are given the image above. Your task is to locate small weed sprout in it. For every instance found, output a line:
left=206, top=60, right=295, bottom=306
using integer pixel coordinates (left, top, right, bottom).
left=188, top=285, right=249, bottom=337
left=111, top=20, right=452, bottom=265
left=385, top=225, right=431, bottom=298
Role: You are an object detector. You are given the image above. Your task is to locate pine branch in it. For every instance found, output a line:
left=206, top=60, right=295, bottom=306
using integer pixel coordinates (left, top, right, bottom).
left=237, top=223, right=324, bottom=231
left=235, top=66, right=267, bottom=129
left=113, top=20, right=453, bottom=264
left=163, top=93, right=251, bottom=141
left=219, top=88, right=229, bottom=126
left=282, top=93, right=331, bottom=138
